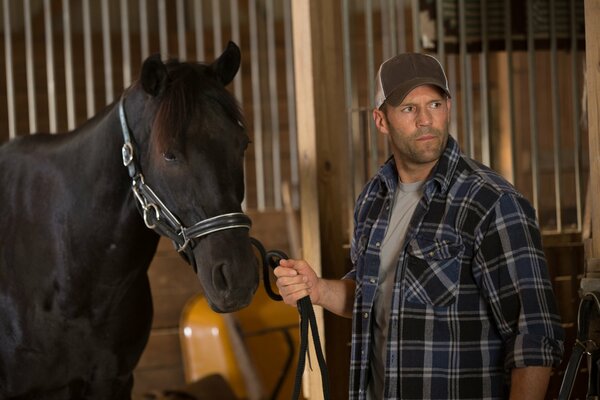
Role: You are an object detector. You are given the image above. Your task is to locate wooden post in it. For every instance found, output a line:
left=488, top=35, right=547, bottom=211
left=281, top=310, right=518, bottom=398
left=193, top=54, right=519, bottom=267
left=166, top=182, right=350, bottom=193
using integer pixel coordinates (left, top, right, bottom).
left=583, top=0, right=600, bottom=290
left=292, top=0, right=351, bottom=398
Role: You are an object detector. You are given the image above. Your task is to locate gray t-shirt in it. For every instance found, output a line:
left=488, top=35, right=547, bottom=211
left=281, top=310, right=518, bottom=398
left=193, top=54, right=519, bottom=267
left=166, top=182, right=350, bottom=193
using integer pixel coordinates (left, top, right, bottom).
left=367, top=180, right=423, bottom=400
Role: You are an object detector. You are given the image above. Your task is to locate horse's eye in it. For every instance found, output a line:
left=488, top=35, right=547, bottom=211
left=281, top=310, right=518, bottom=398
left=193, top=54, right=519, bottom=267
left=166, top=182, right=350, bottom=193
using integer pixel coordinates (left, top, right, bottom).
left=163, top=151, right=177, bottom=162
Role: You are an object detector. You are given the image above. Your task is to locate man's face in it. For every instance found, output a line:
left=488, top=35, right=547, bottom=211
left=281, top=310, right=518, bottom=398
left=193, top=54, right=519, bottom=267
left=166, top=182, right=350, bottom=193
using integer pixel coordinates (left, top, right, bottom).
left=373, top=85, right=451, bottom=182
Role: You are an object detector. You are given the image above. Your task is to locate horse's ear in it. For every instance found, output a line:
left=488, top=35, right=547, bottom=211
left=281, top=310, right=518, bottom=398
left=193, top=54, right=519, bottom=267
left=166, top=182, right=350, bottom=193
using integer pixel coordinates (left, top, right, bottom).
left=210, top=41, right=241, bottom=86
left=141, top=54, right=168, bottom=96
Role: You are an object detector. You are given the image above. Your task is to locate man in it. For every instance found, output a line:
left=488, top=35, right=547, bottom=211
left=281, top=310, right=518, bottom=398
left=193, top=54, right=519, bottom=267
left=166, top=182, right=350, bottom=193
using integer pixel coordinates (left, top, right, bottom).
left=274, top=53, right=564, bottom=399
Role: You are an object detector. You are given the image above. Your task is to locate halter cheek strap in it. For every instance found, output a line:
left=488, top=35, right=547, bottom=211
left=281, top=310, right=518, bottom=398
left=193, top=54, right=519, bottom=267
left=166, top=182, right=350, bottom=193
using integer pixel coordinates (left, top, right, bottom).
left=117, top=96, right=252, bottom=256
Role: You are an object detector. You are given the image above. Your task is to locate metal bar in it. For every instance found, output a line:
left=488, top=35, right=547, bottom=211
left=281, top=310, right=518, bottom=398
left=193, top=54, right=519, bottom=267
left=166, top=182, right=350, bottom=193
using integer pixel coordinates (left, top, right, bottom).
left=411, top=0, right=420, bottom=52
left=101, top=0, right=114, bottom=104
left=527, top=0, right=540, bottom=216
left=458, top=0, right=472, bottom=156
left=343, top=0, right=356, bottom=233
left=448, top=55, right=458, bottom=139
left=3, top=0, right=15, bottom=138
left=212, top=0, right=222, bottom=55
left=504, top=0, right=516, bottom=183
left=24, top=0, right=37, bottom=133
left=63, top=0, right=75, bottom=130
left=381, top=0, right=391, bottom=60
left=177, top=0, right=187, bottom=60
left=365, top=0, right=378, bottom=174
left=388, top=0, right=397, bottom=56
left=82, top=0, right=95, bottom=118
left=158, top=0, right=168, bottom=57
left=230, top=0, right=242, bottom=101
left=249, top=0, right=265, bottom=210
left=44, top=0, right=57, bottom=132
left=396, top=0, right=406, bottom=54
left=549, top=0, right=562, bottom=231
left=479, top=0, right=490, bottom=166
left=570, top=0, right=582, bottom=231
left=436, top=0, right=444, bottom=64
left=139, top=0, right=149, bottom=59
left=284, top=0, right=299, bottom=209
left=194, top=0, right=205, bottom=61
left=266, top=0, right=282, bottom=209
left=121, top=0, right=132, bottom=86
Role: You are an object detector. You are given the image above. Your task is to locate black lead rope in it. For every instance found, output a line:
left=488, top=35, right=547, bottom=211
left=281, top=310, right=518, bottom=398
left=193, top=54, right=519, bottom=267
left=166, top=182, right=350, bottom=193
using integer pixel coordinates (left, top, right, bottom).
left=250, top=238, right=331, bottom=400
left=558, top=291, right=600, bottom=400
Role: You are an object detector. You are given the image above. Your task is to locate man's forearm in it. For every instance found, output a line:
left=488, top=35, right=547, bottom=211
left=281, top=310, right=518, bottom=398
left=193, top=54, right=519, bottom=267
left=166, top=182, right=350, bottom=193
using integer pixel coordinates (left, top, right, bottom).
left=315, top=278, right=356, bottom=318
left=509, top=366, right=551, bottom=400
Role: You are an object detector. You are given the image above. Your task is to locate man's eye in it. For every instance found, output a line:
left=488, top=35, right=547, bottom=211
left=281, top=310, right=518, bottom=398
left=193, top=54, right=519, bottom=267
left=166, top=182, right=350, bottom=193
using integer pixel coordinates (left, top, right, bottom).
left=401, top=106, right=414, bottom=113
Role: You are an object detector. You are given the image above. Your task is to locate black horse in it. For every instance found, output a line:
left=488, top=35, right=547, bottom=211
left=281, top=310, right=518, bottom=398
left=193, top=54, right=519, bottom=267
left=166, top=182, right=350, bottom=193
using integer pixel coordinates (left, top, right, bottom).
left=0, top=42, right=258, bottom=399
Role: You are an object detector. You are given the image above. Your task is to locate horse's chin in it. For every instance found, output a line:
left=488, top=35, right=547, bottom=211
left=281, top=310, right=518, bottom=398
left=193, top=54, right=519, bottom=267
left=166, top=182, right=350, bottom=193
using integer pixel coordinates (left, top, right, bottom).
left=204, top=293, right=255, bottom=313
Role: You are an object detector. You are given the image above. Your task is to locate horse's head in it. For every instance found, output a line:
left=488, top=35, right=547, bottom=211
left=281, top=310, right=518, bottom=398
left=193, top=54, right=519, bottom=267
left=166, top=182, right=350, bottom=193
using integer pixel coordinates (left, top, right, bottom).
left=125, top=42, right=258, bottom=313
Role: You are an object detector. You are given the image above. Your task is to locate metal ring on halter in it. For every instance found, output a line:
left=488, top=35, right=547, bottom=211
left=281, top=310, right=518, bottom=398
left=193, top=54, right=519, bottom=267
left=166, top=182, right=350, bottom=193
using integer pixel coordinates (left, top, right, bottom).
left=143, top=203, right=160, bottom=229
left=122, top=143, right=134, bottom=166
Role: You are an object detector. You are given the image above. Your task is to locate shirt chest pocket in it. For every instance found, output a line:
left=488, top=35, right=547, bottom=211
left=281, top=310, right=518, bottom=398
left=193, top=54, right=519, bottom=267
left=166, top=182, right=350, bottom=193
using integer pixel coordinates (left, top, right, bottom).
left=403, top=237, right=464, bottom=307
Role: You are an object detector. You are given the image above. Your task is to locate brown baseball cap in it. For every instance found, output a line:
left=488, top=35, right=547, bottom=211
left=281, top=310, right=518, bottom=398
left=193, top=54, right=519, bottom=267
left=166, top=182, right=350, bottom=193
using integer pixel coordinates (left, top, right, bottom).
left=374, top=53, right=451, bottom=109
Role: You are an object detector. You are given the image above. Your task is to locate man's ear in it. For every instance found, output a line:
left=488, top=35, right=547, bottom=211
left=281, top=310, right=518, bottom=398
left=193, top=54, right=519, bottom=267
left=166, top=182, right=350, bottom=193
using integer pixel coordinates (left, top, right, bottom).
left=373, top=108, right=389, bottom=134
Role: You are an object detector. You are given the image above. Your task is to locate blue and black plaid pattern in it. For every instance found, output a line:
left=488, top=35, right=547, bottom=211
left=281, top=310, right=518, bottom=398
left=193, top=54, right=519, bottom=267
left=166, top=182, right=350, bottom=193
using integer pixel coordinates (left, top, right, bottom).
left=345, top=136, right=564, bottom=399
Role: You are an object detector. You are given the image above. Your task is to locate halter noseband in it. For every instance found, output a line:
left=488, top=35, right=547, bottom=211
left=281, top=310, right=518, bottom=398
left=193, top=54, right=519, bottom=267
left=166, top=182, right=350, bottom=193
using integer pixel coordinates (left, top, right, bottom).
left=118, top=95, right=251, bottom=256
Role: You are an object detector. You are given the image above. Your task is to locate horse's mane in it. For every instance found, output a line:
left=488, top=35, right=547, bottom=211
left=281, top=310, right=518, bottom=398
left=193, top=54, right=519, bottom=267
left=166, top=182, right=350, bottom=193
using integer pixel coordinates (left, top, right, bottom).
left=151, top=60, right=245, bottom=153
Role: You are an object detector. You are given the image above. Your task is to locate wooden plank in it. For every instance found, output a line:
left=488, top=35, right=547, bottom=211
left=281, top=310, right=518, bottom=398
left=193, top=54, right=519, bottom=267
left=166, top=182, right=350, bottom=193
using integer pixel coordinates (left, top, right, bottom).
left=291, top=1, right=351, bottom=398
left=585, top=0, right=600, bottom=262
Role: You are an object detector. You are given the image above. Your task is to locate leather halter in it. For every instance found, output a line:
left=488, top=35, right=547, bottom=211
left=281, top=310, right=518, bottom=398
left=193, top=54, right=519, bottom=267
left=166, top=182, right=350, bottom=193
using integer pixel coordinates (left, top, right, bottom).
left=117, top=95, right=252, bottom=258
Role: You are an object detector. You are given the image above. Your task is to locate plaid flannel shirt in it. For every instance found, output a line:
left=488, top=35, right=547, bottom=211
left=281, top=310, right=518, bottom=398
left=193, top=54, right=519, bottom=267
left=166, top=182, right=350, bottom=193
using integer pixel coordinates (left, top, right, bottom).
left=345, top=135, right=564, bottom=399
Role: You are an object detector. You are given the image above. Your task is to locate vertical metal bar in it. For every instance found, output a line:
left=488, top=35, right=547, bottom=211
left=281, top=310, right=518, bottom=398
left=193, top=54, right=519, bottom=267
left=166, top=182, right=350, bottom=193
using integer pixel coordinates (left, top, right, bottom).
left=82, top=0, right=95, bottom=118
left=194, top=0, right=205, bottom=61
left=411, top=0, right=420, bottom=52
left=284, top=0, right=299, bottom=208
left=343, top=0, right=356, bottom=234
left=447, top=55, right=458, bottom=138
left=527, top=0, right=540, bottom=215
left=212, top=0, right=222, bottom=55
left=396, top=0, right=406, bottom=54
left=388, top=0, right=397, bottom=57
left=158, top=0, right=168, bottom=57
left=436, top=0, right=444, bottom=64
left=230, top=0, right=242, bottom=101
left=504, top=0, right=516, bottom=183
left=176, top=0, right=187, bottom=60
left=24, top=0, right=37, bottom=133
left=365, top=0, right=378, bottom=174
left=479, top=0, right=490, bottom=165
left=44, top=0, right=57, bottom=132
left=139, top=0, right=149, bottom=59
left=63, top=0, right=75, bottom=129
left=381, top=0, right=391, bottom=60
left=3, top=0, right=16, bottom=138
left=101, top=0, right=114, bottom=103
left=121, top=0, right=132, bottom=87
left=249, top=0, right=265, bottom=210
left=570, top=0, right=582, bottom=231
left=458, top=0, right=473, bottom=156
left=266, top=0, right=282, bottom=209
left=549, top=0, right=562, bottom=231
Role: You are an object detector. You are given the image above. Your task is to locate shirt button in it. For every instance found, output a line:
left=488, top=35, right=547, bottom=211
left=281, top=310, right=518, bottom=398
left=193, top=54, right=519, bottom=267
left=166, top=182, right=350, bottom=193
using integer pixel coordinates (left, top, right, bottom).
left=363, top=312, right=369, bottom=319
left=369, top=278, right=376, bottom=284
left=375, top=242, right=381, bottom=247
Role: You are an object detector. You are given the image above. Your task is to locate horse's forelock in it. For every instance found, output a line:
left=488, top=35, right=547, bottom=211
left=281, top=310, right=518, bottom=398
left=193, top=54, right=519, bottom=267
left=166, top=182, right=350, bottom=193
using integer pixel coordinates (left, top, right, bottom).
left=151, top=61, right=245, bottom=154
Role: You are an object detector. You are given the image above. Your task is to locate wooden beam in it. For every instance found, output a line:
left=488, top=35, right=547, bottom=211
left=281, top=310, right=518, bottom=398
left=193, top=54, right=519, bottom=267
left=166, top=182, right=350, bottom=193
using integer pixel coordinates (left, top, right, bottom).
left=292, top=0, right=351, bottom=398
left=584, top=0, right=600, bottom=285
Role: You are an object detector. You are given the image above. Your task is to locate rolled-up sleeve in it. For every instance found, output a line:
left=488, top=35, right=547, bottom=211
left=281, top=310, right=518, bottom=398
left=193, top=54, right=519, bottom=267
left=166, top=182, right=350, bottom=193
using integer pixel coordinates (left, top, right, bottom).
left=475, top=193, right=564, bottom=369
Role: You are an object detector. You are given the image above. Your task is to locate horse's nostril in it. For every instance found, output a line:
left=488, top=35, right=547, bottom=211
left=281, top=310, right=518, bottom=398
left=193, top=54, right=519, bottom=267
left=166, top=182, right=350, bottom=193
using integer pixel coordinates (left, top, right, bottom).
left=212, top=263, right=228, bottom=292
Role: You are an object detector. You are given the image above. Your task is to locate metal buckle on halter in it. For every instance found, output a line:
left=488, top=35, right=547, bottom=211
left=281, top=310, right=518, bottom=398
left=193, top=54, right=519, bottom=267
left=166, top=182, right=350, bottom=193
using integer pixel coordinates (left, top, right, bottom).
left=122, top=142, right=134, bottom=166
left=142, top=203, right=161, bottom=230
left=576, top=338, right=599, bottom=356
